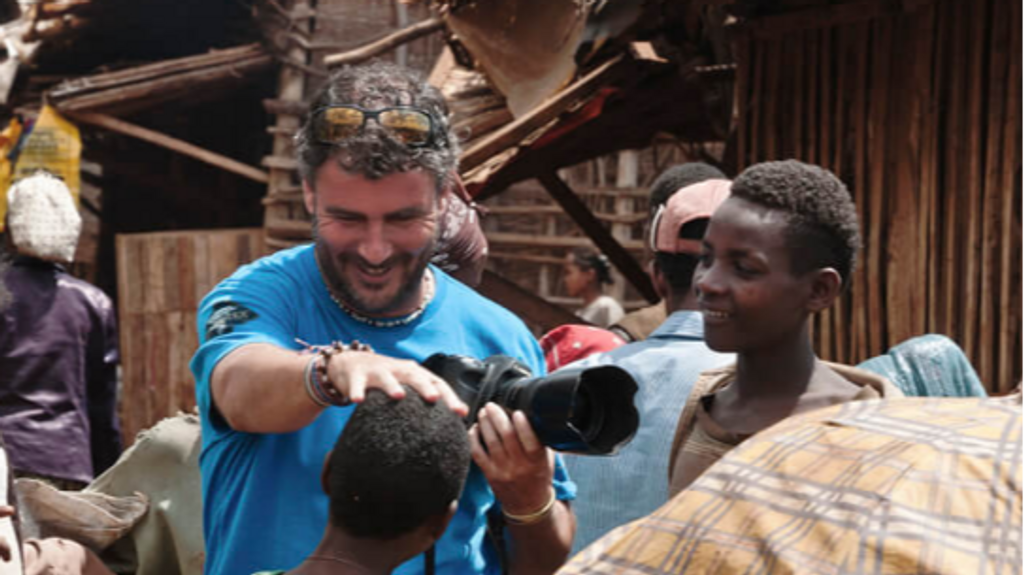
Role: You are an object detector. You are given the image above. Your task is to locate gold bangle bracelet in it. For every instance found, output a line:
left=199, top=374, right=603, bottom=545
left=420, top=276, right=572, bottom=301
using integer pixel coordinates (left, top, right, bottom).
left=502, top=489, right=557, bottom=526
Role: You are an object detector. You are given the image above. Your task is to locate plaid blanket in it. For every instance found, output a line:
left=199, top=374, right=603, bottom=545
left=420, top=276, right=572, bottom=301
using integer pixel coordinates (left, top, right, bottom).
left=560, top=395, right=1022, bottom=575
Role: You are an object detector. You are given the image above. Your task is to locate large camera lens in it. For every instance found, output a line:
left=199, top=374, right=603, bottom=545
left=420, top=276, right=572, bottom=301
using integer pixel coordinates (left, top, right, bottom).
left=422, top=353, right=639, bottom=455
left=568, top=385, right=596, bottom=441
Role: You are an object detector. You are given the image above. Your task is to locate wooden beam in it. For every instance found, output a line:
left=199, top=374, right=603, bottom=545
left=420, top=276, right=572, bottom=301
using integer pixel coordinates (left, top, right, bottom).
left=67, top=112, right=269, bottom=185
left=323, top=17, right=445, bottom=68
left=53, top=55, right=273, bottom=114
left=478, top=270, right=583, bottom=332
left=484, top=204, right=646, bottom=223
left=459, top=54, right=629, bottom=175
left=486, top=231, right=644, bottom=251
left=488, top=251, right=566, bottom=265
left=537, top=172, right=658, bottom=303
left=48, top=44, right=267, bottom=99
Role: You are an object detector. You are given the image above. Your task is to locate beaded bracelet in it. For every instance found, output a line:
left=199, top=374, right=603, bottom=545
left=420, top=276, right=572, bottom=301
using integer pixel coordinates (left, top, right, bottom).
left=502, top=489, right=557, bottom=526
left=297, top=339, right=375, bottom=408
left=303, top=355, right=332, bottom=408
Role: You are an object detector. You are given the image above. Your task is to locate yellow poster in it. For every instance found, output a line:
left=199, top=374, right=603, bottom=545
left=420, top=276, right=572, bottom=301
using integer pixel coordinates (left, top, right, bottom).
left=10, top=104, right=82, bottom=213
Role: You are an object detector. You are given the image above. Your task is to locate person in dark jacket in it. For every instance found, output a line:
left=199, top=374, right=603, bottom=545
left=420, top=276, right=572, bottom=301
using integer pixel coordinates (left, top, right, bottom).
left=0, top=172, right=121, bottom=489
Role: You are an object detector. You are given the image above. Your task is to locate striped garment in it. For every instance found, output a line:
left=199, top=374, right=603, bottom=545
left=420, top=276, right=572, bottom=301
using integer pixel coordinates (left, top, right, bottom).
left=559, top=395, right=1022, bottom=575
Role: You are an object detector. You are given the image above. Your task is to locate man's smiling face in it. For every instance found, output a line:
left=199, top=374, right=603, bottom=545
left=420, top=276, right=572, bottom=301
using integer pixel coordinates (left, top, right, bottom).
left=305, top=160, right=439, bottom=318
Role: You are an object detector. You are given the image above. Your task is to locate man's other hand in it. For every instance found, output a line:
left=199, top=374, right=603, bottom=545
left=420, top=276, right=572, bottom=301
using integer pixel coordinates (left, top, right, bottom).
left=469, top=403, right=555, bottom=514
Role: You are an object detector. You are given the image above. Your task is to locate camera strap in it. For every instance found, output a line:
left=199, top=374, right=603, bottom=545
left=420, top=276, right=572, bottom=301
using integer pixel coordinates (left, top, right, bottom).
left=487, top=506, right=511, bottom=575
left=462, top=356, right=524, bottom=427
left=424, top=545, right=435, bottom=575
left=422, top=515, right=508, bottom=575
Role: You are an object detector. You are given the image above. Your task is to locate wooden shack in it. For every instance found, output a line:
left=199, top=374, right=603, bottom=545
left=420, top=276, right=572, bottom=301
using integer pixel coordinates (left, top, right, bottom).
left=1, top=0, right=1015, bottom=443
left=728, top=0, right=1021, bottom=393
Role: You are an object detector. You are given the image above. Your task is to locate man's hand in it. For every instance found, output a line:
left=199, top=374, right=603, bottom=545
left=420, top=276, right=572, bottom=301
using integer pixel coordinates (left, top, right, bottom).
left=470, top=403, right=575, bottom=574
left=470, top=403, right=555, bottom=513
left=327, top=351, right=469, bottom=417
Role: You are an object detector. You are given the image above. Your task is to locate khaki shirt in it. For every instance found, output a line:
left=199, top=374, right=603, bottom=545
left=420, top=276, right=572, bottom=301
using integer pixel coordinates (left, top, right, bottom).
left=668, top=362, right=903, bottom=496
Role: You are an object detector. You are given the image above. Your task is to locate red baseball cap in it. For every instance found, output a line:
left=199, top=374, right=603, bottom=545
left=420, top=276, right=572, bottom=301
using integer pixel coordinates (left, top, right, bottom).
left=540, top=324, right=627, bottom=372
left=650, top=179, right=731, bottom=255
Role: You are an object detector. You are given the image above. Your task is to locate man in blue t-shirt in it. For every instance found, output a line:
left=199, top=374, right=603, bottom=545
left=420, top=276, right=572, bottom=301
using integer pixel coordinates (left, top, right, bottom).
left=191, top=62, right=576, bottom=575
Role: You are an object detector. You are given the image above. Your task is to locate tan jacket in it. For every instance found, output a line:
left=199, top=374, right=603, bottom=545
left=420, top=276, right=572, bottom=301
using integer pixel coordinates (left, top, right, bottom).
left=609, top=303, right=667, bottom=342
left=667, top=362, right=903, bottom=496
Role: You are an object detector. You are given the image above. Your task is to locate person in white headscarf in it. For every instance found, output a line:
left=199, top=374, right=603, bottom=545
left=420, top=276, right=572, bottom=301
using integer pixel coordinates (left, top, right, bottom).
left=0, top=172, right=121, bottom=491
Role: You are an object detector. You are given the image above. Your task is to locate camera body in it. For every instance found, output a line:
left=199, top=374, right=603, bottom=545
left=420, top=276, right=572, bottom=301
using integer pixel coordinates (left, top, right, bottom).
left=422, top=353, right=639, bottom=455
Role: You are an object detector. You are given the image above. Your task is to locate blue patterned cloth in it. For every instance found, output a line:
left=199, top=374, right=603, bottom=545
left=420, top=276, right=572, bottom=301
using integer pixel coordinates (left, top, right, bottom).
left=857, top=334, right=987, bottom=398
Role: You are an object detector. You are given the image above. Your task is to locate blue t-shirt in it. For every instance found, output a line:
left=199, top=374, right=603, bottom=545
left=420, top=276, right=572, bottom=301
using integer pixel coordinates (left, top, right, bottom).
left=191, top=245, right=576, bottom=575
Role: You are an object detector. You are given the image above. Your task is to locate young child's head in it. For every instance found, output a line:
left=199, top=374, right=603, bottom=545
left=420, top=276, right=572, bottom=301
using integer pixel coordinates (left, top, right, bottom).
left=695, top=160, right=861, bottom=353
left=564, top=249, right=613, bottom=297
left=324, top=388, right=470, bottom=551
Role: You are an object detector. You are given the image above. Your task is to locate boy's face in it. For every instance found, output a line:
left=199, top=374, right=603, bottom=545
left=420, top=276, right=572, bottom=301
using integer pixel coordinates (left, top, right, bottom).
left=694, top=197, right=815, bottom=353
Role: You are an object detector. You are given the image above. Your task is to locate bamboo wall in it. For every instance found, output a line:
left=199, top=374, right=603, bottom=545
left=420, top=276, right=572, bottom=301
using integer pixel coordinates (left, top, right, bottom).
left=115, top=228, right=264, bottom=444
left=733, top=0, right=1022, bottom=392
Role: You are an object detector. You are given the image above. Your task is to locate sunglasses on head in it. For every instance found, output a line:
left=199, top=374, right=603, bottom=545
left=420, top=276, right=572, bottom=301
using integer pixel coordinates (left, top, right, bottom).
left=311, top=105, right=437, bottom=147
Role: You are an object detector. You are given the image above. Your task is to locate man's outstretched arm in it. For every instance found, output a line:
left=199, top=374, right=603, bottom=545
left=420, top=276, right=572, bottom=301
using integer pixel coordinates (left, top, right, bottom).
left=211, top=343, right=467, bottom=434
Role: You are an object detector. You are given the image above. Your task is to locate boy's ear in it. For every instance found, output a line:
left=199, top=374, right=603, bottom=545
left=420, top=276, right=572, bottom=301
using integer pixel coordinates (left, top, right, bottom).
left=425, top=500, right=459, bottom=543
left=806, top=267, right=842, bottom=313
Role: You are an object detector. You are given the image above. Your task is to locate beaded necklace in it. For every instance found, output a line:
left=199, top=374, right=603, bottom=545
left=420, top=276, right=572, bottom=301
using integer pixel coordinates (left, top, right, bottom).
left=305, top=554, right=373, bottom=573
left=327, top=268, right=435, bottom=329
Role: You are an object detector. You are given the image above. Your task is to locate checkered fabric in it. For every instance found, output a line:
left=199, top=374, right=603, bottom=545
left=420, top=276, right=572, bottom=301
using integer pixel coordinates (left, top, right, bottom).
left=559, top=395, right=1022, bottom=575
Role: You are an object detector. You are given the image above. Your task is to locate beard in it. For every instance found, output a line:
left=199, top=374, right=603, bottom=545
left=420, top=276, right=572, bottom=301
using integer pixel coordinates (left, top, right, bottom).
left=313, top=226, right=436, bottom=318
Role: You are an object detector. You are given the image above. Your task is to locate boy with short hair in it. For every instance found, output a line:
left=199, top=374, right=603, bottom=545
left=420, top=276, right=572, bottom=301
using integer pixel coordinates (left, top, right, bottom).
left=668, top=160, right=902, bottom=495
left=255, top=388, right=471, bottom=575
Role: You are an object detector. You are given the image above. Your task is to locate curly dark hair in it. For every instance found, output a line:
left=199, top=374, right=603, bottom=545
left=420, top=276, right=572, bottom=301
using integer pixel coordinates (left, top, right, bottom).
left=729, top=160, right=861, bottom=286
left=327, top=387, right=470, bottom=539
left=295, top=61, right=460, bottom=193
left=649, top=162, right=727, bottom=214
left=572, top=248, right=614, bottom=285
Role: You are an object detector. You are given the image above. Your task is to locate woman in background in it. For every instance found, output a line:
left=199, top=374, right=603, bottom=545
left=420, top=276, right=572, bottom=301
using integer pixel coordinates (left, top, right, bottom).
left=563, top=249, right=624, bottom=328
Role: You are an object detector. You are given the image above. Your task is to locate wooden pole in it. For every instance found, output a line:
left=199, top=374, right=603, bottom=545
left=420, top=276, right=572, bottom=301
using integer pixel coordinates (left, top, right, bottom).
left=961, top=0, right=987, bottom=365
left=997, top=0, right=1021, bottom=393
left=866, top=17, right=893, bottom=358
left=979, top=0, right=1008, bottom=387
left=67, top=111, right=269, bottom=184
left=940, top=1, right=967, bottom=341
